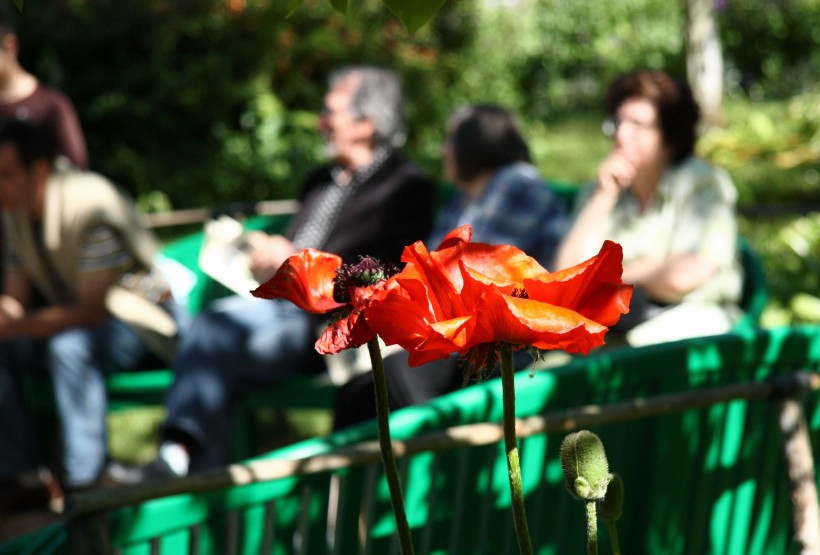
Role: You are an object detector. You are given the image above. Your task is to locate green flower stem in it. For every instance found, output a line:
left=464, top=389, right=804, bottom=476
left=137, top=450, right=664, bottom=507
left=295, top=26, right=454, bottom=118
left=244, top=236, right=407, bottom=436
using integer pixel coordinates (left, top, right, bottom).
left=606, top=521, right=621, bottom=555
left=585, top=500, right=598, bottom=555
left=500, top=345, right=533, bottom=555
left=367, top=337, right=414, bottom=555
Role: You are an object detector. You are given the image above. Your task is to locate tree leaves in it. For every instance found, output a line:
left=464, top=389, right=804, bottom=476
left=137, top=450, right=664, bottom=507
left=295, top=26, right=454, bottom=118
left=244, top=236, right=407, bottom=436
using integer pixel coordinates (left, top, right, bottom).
left=330, top=0, right=350, bottom=15
left=295, top=0, right=446, bottom=33
left=381, top=0, right=447, bottom=33
left=288, top=0, right=346, bottom=18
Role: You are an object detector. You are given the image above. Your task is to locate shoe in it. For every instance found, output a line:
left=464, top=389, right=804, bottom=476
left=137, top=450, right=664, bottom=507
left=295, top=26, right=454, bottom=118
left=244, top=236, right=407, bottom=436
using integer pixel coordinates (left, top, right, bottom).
left=105, top=458, right=180, bottom=486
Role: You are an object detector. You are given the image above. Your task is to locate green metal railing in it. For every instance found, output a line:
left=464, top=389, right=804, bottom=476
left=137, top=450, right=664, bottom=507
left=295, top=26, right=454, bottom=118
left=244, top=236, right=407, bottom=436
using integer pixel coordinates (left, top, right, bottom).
left=4, top=325, right=819, bottom=555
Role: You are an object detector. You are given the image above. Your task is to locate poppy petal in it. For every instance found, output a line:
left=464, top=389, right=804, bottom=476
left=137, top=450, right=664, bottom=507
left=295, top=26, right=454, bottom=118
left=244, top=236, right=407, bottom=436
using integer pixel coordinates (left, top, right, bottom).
left=525, top=241, right=632, bottom=326
left=251, top=249, right=345, bottom=314
left=458, top=243, right=548, bottom=285
left=316, top=309, right=375, bottom=354
left=434, top=224, right=472, bottom=250
left=470, top=289, right=609, bottom=355
left=364, top=292, right=436, bottom=350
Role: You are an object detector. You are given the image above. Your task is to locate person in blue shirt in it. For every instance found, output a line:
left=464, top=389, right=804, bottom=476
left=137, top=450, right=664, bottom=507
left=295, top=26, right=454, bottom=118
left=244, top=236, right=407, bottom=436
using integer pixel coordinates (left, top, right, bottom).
left=334, top=103, right=568, bottom=429
left=429, top=103, right=567, bottom=268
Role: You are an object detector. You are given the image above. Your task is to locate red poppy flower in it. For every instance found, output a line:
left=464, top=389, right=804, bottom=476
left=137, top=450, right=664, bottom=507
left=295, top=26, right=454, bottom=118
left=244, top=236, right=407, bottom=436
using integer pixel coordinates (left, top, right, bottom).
left=364, top=225, right=633, bottom=368
left=251, top=249, right=396, bottom=354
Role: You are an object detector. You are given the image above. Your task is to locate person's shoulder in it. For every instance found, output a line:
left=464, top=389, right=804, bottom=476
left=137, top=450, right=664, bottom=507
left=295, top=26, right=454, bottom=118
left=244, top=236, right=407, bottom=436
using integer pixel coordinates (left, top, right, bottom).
left=670, top=156, right=736, bottom=196
left=30, top=82, right=75, bottom=107
left=384, top=151, right=433, bottom=179
left=497, top=161, right=541, bottom=180
left=670, top=155, right=727, bottom=179
left=298, top=163, right=333, bottom=193
left=51, top=168, right=121, bottom=201
left=487, top=162, right=542, bottom=193
left=484, top=160, right=524, bottom=187
left=377, top=152, right=436, bottom=194
left=304, top=165, right=329, bottom=181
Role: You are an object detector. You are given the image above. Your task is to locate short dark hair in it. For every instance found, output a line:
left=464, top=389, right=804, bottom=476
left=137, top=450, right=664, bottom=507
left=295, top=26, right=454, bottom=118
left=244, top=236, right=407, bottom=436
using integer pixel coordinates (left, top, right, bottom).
left=447, top=104, right=531, bottom=182
left=0, top=1, right=18, bottom=39
left=604, top=70, right=700, bottom=164
left=0, top=119, right=58, bottom=169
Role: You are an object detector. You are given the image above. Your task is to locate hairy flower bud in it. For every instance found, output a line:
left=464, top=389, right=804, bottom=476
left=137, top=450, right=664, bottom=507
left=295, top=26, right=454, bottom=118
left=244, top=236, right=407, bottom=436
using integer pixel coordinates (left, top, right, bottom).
left=560, top=430, right=611, bottom=501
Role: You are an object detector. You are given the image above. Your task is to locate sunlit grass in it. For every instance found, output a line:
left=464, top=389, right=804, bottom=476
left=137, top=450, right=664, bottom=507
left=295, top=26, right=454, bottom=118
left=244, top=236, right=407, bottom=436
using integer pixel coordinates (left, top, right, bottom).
left=108, top=406, right=333, bottom=465
left=108, top=408, right=165, bottom=463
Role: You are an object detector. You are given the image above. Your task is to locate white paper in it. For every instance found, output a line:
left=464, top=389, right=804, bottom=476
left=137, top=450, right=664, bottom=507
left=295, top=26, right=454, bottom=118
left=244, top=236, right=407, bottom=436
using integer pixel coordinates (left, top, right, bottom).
left=198, top=216, right=260, bottom=297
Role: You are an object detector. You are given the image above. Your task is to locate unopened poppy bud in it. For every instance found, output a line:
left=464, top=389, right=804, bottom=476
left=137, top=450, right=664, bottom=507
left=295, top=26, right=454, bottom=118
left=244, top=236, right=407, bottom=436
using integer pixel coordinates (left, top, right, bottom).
left=597, top=472, right=623, bottom=522
left=560, top=430, right=611, bottom=501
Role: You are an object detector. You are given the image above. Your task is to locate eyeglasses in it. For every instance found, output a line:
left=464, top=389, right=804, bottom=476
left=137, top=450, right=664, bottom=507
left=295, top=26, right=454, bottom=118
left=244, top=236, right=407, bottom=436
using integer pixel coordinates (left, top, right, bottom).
left=602, top=117, right=659, bottom=137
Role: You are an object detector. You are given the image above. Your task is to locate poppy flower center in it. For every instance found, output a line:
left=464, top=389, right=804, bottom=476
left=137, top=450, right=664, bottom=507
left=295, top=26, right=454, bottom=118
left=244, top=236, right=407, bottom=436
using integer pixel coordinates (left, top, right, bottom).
left=333, top=256, right=400, bottom=303
left=512, top=287, right=529, bottom=299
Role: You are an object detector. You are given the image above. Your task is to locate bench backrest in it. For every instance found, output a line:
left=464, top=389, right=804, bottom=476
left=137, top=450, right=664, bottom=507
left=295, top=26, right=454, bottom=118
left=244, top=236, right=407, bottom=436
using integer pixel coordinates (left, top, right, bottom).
left=157, top=184, right=768, bottom=328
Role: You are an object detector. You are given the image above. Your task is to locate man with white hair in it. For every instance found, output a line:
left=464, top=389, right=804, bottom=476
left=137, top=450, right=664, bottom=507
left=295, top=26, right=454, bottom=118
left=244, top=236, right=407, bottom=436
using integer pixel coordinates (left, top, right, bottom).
left=125, top=66, right=436, bottom=478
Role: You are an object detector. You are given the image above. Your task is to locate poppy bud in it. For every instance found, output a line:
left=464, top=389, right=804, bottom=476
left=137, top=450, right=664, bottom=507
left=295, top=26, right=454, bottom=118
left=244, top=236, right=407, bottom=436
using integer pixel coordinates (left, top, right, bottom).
left=597, top=472, right=624, bottom=522
left=560, top=430, right=611, bottom=501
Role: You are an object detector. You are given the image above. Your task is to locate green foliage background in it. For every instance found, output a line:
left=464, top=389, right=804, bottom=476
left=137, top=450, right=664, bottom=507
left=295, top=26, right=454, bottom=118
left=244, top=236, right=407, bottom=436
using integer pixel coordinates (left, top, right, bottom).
left=12, top=0, right=820, bottom=322
left=17, top=0, right=817, bottom=201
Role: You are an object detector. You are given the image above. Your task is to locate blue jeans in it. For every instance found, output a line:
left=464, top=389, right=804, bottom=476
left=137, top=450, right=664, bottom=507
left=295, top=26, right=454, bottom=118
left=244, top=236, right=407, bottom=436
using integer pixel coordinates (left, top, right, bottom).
left=0, top=317, right=159, bottom=487
left=163, top=295, right=317, bottom=470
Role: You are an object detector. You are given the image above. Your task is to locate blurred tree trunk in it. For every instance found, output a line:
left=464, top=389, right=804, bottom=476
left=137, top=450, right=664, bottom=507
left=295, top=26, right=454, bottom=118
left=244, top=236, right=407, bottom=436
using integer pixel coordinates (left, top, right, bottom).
left=685, top=0, right=724, bottom=128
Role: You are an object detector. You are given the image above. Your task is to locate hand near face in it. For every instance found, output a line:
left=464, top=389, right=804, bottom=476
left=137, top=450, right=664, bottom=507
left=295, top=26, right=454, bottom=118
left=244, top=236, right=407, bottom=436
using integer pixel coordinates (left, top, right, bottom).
left=247, top=232, right=296, bottom=283
left=597, top=152, right=636, bottom=197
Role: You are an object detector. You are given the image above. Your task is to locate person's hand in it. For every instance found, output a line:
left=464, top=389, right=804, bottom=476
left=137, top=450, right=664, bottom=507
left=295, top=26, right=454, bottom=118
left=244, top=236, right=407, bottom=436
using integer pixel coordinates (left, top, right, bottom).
left=597, top=152, right=636, bottom=198
left=247, top=232, right=295, bottom=283
left=0, top=295, right=24, bottom=323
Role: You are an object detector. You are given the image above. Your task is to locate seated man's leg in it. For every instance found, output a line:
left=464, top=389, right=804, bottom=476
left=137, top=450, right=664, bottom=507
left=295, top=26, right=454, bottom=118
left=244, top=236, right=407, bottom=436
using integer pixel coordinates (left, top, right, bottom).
left=0, top=339, right=65, bottom=512
left=333, top=351, right=461, bottom=430
left=0, top=340, right=42, bottom=480
left=163, top=295, right=316, bottom=470
left=48, top=319, right=153, bottom=489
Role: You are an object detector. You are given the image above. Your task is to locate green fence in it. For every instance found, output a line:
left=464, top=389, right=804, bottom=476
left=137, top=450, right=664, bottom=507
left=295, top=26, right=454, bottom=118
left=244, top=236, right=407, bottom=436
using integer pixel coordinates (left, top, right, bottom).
left=4, top=324, right=819, bottom=554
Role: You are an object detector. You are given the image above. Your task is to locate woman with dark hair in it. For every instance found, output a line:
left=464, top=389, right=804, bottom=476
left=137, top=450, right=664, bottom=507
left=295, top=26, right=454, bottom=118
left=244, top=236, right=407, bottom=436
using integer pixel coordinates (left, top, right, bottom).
left=428, top=104, right=567, bottom=268
left=556, top=70, right=743, bottom=346
left=333, top=104, right=568, bottom=429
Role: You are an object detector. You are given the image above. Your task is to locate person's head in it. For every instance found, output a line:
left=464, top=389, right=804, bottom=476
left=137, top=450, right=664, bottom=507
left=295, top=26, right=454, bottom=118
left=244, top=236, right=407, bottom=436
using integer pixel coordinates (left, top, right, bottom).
left=444, top=104, right=530, bottom=186
left=0, top=2, right=21, bottom=88
left=0, top=119, right=56, bottom=215
left=0, top=2, right=18, bottom=43
left=603, top=70, right=699, bottom=167
left=320, top=66, right=405, bottom=165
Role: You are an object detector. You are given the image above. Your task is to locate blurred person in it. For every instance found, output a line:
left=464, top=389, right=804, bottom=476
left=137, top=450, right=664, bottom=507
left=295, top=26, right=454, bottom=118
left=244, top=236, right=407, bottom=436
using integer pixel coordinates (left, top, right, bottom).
left=0, top=120, right=180, bottom=512
left=428, top=103, right=568, bottom=267
left=333, top=103, right=568, bottom=429
left=555, top=70, right=743, bottom=346
left=0, top=3, right=88, bottom=169
left=119, top=66, right=436, bottom=479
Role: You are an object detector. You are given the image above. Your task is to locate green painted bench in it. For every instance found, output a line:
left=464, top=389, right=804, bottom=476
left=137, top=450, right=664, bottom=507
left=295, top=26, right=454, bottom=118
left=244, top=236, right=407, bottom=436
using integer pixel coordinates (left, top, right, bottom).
left=23, top=183, right=770, bottom=464
left=105, top=181, right=768, bottom=412
left=98, top=185, right=772, bottom=470
left=3, top=324, right=819, bottom=554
